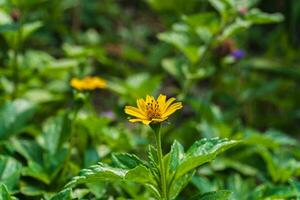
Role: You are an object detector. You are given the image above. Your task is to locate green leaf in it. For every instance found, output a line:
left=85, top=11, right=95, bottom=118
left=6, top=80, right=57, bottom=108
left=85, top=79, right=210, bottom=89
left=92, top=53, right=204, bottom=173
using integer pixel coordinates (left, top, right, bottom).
left=193, top=190, right=232, bottom=200
left=158, top=27, right=205, bottom=63
left=258, top=147, right=300, bottom=183
left=0, top=24, right=19, bottom=34
left=50, top=188, right=72, bottom=200
left=148, top=145, right=158, bottom=170
left=86, top=181, right=106, bottom=198
left=43, top=59, right=78, bottom=71
left=112, top=153, right=145, bottom=169
left=0, top=156, right=22, bottom=191
left=212, top=158, right=258, bottom=176
left=168, top=140, right=184, bottom=173
left=169, top=171, right=194, bottom=200
left=41, top=114, right=71, bottom=155
left=175, top=138, right=239, bottom=179
left=0, top=10, right=11, bottom=25
left=261, top=184, right=297, bottom=199
left=22, top=161, right=50, bottom=184
left=245, top=9, right=284, bottom=24
left=182, top=12, right=219, bottom=37
left=0, top=183, right=13, bottom=200
left=21, top=21, right=43, bottom=42
left=125, top=165, right=156, bottom=185
left=12, top=139, right=43, bottom=164
left=0, top=100, right=36, bottom=140
left=162, top=58, right=186, bottom=80
left=244, top=129, right=297, bottom=148
left=20, top=184, right=45, bottom=196
left=3, top=21, right=43, bottom=47
left=64, top=163, right=127, bottom=188
left=221, top=18, right=250, bottom=39
left=65, top=162, right=158, bottom=194
left=208, top=0, right=234, bottom=18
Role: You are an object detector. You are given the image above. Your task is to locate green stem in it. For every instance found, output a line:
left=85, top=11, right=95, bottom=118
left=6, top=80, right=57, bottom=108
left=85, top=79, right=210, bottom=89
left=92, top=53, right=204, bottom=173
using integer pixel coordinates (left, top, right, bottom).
left=153, top=124, right=168, bottom=200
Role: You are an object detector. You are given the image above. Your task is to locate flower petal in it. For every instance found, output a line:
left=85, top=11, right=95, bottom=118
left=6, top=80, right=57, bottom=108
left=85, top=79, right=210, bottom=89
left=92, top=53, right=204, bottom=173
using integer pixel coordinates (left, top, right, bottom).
left=142, top=119, right=151, bottom=125
left=157, top=94, right=166, bottom=109
left=137, top=98, right=147, bottom=114
left=152, top=117, right=168, bottom=123
left=146, top=95, right=152, bottom=104
left=125, top=106, right=147, bottom=119
left=161, top=102, right=182, bottom=118
left=162, top=97, right=176, bottom=113
left=129, top=118, right=151, bottom=125
left=129, top=118, right=143, bottom=122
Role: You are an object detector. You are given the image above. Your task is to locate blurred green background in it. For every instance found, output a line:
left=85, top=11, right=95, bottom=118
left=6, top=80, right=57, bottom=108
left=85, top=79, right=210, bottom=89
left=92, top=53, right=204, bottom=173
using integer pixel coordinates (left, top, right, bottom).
left=0, top=0, right=300, bottom=199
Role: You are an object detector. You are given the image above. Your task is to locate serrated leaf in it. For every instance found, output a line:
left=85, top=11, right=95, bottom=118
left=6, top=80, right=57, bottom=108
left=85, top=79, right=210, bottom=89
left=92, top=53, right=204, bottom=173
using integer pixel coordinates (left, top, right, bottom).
left=64, top=163, right=127, bottom=188
left=148, top=145, right=158, bottom=169
left=112, top=153, right=145, bottom=169
left=65, top=162, right=158, bottom=196
left=175, top=138, right=239, bottom=179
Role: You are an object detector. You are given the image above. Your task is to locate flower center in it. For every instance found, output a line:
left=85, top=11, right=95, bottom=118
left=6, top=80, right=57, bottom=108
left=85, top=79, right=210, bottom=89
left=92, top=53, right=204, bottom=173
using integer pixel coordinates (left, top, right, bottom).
left=146, top=100, right=161, bottom=119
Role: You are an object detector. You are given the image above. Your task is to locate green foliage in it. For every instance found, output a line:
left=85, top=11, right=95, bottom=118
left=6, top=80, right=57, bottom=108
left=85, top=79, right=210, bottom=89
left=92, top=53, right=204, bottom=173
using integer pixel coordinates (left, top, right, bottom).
left=0, top=0, right=299, bottom=199
left=0, top=184, right=14, bottom=200
left=192, top=190, right=232, bottom=200
left=64, top=138, right=237, bottom=199
left=0, top=99, right=36, bottom=140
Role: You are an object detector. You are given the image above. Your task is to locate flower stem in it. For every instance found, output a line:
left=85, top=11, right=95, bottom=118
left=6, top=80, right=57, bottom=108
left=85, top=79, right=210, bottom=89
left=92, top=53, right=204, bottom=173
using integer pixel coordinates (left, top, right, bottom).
left=152, top=124, right=168, bottom=200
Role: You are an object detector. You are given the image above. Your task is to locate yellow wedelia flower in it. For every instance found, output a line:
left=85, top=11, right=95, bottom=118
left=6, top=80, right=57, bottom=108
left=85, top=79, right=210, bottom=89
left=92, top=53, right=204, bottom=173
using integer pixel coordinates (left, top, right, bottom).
left=124, top=94, right=183, bottom=125
left=70, top=76, right=106, bottom=91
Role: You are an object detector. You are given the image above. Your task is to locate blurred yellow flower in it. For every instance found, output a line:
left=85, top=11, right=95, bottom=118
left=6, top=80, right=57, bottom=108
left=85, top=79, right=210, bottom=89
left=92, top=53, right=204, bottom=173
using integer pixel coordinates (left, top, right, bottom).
left=125, top=94, right=183, bottom=125
left=70, top=76, right=107, bottom=91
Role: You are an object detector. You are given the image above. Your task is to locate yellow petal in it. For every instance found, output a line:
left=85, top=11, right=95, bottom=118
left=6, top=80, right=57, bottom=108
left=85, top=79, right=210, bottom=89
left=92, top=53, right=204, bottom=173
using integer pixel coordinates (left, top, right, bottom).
left=157, top=94, right=166, bottom=109
left=152, top=117, right=168, bottom=123
left=129, top=118, right=152, bottom=125
left=142, top=119, right=151, bottom=125
left=161, top=102, right=182, bottom=118
left=162, top=97, right=176, bottom=113
left=146, top=95, right=152, bottom=104
left=125, top=106, right=147, bottom=119
left=128, top=118, right=150, bottom=124
left=137, top=99, right=147, bottom=113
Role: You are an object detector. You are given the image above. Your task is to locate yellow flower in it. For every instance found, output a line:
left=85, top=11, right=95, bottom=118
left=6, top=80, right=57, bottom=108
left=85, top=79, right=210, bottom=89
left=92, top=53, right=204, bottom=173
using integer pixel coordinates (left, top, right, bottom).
left=70, top=76, right=107, bottom=91
left=124, top=94, right=183, bottom=125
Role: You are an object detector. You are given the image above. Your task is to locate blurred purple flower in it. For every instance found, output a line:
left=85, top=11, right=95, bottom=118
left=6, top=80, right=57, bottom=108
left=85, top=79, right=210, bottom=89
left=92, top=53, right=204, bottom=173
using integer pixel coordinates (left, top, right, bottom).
left=231, top=49, right=245, bottom=59
left=102, top=111, right=116, bottom=120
